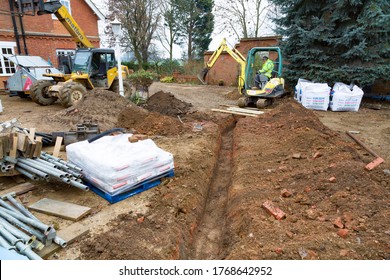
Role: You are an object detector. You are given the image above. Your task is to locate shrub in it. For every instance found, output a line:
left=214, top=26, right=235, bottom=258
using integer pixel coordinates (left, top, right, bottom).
left=160, top=76, right=175, bottom=83
left=128, top=70, right=158, bottom=92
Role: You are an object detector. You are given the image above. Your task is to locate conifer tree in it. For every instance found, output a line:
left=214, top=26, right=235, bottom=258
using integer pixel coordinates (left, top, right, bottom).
left=269, top=0, right=390, bottom=87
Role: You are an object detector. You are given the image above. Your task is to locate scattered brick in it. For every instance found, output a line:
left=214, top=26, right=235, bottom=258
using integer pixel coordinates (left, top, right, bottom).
left=281, top=189, right=292, bottom=197
left=286, top=231, right=294, bottom=238
left=337, top=228, right=349, bottom=238
left=329, top=177, right=336, bottom=182
left=333, top=217, right=344, bottom=228
left=275, top=247, right=283, bottom=254
left=313, top=151, right=322, bottom=159
left=262, top=200, right=286, bottom=220
left=365, top=157, right=384, bottom=171
left=340, top=249, right=349, bottom=257
left=292, top=153, right=301, bottom=159
left=137, top=216, right=145, bottom=223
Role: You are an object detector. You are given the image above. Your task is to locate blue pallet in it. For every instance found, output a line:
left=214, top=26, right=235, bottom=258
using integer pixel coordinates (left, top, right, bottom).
left=87, top=169, right=174, bottom=204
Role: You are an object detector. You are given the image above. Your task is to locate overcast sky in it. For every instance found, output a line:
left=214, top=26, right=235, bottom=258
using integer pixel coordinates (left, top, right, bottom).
left=89, top=0, right=275, bottom=59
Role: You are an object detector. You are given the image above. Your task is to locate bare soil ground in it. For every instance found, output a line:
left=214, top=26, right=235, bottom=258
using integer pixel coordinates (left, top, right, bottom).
left=0, top=82, right=389, bottom=260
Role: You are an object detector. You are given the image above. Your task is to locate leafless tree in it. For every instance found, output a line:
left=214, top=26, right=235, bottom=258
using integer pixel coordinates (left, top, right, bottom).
left=214, top=0, right=273, bottom=39
left=106, top=0, right=160, bottom=68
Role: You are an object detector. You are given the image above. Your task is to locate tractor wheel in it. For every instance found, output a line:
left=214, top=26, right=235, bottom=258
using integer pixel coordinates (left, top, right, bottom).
left=256, top=98, right=272, bottom=109
left=58, top=82, right=87, bottom=108
left=30, top=80, right=57, bottom=106
left=110, top=80, right=134, bottom=98
left=238, top=97, right=247, bottom=108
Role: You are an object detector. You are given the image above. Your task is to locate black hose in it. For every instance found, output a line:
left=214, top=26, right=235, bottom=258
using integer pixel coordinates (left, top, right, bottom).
left=87, top=128, right=125, bottom=143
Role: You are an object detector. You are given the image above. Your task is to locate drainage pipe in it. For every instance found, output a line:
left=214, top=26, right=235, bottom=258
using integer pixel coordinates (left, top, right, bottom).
left=15, top=167, right=39, bottom=181
left=0, top=217, right=34, bottom=245
left=15, top=162, right=49, bottom=179
left=0, top=207, right=52, bottom=235
left=4, top=193, right=38, bottom=221
left=0, top=208, right=46, bottom=242
left=69, top=180, right=89, bottom=191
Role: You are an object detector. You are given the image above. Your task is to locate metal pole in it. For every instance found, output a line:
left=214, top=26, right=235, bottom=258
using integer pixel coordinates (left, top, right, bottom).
left=116, top=38, right=124, bottom=97
left=0, top=207, right=52, bottom=235
left=0, top=225, right=42, bottom=260
left=4, top=193, right=39, bottom=221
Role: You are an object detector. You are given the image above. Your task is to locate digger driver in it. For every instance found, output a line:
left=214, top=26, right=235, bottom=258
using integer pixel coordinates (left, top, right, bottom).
left=254, top=55, right=274, bottom=89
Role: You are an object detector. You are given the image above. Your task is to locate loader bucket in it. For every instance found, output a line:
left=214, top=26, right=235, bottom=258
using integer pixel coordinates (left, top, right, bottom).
left=197, top=68, right=209, bottom=85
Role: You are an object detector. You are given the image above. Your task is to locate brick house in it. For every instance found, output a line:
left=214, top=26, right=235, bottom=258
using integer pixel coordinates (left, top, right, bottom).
left=0, top=0, right=104, bottom=89
left=203, top=36, right=281, bottom=86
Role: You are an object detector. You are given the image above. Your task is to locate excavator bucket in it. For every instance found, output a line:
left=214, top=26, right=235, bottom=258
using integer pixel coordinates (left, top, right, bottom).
left=197, top=68, right=209, bottom=85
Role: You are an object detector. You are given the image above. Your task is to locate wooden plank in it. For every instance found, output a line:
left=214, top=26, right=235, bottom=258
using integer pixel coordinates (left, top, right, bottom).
left=17, top=133, right=28, bottom=152
left=0, top=141, right=3, bottom=159
left=33, top=140, right=42, bottom=158
left=9, top=135, right=17, bottom=158
left=38, top=222, right=90, bottom=259
left=52, top=136, right=63, bottom=158
left=0, top=182, right=36, bottom=197
left=29, top=128, right=36, bottom=142
left=28, top=198, right=91, bottom=221
left=226, top=107, right=265, bottom=115
left=211, top=108, right=260, bottom=117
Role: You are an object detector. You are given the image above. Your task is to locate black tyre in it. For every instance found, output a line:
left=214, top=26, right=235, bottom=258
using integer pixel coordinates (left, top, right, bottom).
left=58, top=82, right=87, bottom=107
left=256, top=98, right=272, bottom=109
left=238, top=97, right=247, bottom=108
left=110, top=80, right=134, bottom=98
left=30, top=80, right=57, bottom=106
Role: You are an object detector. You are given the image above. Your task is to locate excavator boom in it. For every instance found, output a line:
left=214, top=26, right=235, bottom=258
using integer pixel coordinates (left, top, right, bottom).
left=15, top=0, right=94, bottom=48
left=198, top=38, right=246, bottom=90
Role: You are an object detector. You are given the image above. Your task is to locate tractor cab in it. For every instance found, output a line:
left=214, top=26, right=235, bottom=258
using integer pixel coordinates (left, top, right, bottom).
left=71, top=48, right=117, bottom=89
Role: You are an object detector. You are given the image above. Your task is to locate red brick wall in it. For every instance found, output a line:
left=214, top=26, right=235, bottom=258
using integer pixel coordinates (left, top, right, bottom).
left=203, top=36, right=281, bottom=86
left=0, top=0, right=101, bottom=89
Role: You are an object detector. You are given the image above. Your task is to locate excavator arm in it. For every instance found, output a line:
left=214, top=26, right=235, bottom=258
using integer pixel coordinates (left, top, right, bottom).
left=15, top=0, right=94, bottom=48
left=198, top=38, right=246, bottom=90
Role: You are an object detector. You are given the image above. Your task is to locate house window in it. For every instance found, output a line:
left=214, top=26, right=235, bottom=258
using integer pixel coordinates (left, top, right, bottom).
left=0, top=42, right=16, bottom=76
left=52, top=0, right=71, bottom=19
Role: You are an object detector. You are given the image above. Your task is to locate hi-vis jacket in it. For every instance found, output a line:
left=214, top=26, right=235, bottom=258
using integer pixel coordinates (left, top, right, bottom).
left=259, top=59, right=274, bottom=78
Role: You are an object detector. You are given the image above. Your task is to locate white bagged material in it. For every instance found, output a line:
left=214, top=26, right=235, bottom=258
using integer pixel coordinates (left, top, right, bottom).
left=330, top=82, right=364, bottom=112
left=66, top=134, right=174, bottom=196
left=296, top=79, right=330, bottom=111
left=294, top=78, right=311, bottom=103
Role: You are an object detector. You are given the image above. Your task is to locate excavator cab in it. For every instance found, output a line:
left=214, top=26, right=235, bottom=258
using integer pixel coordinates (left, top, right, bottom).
left=239, top=47, right=285, bottom=108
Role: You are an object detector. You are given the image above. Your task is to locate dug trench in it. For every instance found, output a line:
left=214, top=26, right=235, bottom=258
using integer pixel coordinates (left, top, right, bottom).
left=76, top=92, right=389, bottom=260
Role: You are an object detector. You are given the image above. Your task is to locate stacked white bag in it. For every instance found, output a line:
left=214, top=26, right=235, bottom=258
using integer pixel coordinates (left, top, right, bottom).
left=330, top=82, right=364, bottom=112
left=66, top=134, right=174, bottom=196
left=295, top=78, right=330, bottom=111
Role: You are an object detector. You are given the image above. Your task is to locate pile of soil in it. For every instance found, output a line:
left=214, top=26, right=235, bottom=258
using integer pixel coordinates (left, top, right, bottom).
left=45, top=89, right=134, bottom=131
left=143, top=91, right=193, bottom=117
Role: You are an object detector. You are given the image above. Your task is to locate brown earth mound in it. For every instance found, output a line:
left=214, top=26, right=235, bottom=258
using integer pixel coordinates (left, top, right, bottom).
left=45, top=89, right=134, bottom=131
left=142, top=91, right=193, bottom=117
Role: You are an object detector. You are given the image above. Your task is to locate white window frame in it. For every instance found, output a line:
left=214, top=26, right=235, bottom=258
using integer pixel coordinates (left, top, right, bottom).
left=0, top=42, right=16, bottom=77
left=52, top=0, right=71, bottom=19
left=56, top=49, right=76, bottom=56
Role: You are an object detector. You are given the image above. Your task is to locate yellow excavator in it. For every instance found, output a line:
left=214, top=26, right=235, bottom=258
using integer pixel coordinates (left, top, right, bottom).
left=198, top=38, right=285, bottom=108
left=15, top=0, right=132, bottom=107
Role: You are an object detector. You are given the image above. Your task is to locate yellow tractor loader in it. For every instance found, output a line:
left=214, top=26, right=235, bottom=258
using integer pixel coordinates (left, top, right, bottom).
left=16, top=0, right=132, bottom=107
left=198, top=38, right=285, bottom=108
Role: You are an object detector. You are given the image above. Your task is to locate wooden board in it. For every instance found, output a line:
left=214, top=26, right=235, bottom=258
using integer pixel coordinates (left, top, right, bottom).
left=0, top=182, right=36, bottom=197
left=38, top=222, right=90, bottom=259
left=52, top=136, right=63, bottom=158
left=211, top=108, right=260, bottom=117
left=225, top=107, right=265, bottom=115
left=28, top=198, right=91, bottom=221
